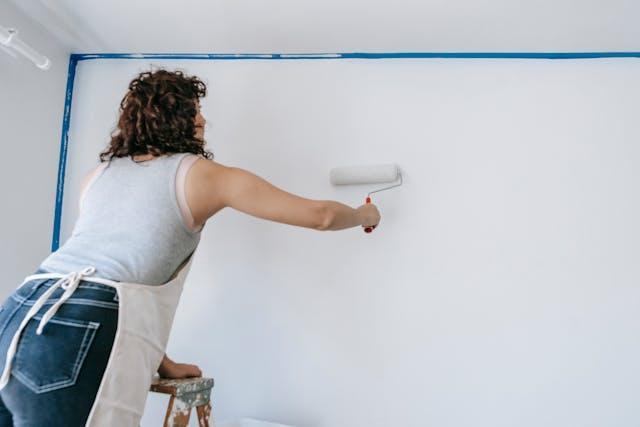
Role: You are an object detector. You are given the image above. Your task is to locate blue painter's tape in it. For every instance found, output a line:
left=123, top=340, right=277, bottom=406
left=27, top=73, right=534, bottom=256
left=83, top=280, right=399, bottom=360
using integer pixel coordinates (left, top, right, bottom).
left=340, top=51, right=640, bottom=59
left=70, top=51, right=640, bottom=61
left=51, top=51, right=640, bottom=250
left=51, top=56, right=78, bottom=252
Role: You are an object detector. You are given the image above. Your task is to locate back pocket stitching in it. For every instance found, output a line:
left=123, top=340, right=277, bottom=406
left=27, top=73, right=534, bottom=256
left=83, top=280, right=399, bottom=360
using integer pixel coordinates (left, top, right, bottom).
left=13, top=315, right=100, bottom=394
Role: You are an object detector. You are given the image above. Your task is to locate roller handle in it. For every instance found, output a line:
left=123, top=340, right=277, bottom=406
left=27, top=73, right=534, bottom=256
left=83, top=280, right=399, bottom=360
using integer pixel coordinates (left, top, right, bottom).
left=364, top=196, right=377, bottom=233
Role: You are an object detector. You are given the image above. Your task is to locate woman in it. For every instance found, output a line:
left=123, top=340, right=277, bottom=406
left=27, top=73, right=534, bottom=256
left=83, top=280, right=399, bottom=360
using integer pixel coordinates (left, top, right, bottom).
left=0, top=69, right=380, bottom=426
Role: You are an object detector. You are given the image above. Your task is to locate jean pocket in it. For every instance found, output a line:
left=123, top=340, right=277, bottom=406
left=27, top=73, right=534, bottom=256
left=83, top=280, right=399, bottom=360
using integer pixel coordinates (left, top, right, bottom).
left=12, top=313, right=100, bottom=394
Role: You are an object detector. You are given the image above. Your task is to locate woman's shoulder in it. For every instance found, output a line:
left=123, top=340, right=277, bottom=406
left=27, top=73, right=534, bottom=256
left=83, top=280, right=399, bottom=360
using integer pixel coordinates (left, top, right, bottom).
left=182, top=156, right=230, bottom=226
left=185, top=154, right=228, bottom=174
left=82, top=161, right=110, bottom=185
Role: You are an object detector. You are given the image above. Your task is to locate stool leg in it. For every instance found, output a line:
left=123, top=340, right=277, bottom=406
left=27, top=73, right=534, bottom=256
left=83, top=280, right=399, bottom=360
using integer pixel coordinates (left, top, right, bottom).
left=163, top=395, right=176, bottom=427
left=196, top=402, right=212, bottom=427
left=163, top=395, right=193, bottom=427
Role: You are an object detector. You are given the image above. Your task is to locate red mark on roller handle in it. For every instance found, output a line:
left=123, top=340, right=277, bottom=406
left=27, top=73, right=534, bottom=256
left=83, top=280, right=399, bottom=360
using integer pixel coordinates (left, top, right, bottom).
left=364, top=196, right=377, bottom=233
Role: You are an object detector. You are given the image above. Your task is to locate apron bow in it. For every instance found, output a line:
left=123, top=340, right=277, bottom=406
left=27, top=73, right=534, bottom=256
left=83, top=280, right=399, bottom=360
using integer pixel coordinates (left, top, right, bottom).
left=35, top=266, right=97, bottom=335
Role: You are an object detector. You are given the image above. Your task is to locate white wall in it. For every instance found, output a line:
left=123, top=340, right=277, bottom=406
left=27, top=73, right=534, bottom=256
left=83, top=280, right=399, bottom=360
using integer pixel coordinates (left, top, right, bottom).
left=60, top=58, right=640, bottom=426
left=0, top=3, right=69, bottom=292
left=19, top=0, right=640, bottom=53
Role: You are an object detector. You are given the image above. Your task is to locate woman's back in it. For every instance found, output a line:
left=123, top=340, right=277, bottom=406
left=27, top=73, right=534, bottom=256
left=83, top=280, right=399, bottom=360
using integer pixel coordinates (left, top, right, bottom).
left=39, top=152, right=202, bottom=285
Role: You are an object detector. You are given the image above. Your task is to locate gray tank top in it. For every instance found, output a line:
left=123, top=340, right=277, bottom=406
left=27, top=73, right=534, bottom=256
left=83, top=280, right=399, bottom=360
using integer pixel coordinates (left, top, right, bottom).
left=39, top=152, right=202, bottom=285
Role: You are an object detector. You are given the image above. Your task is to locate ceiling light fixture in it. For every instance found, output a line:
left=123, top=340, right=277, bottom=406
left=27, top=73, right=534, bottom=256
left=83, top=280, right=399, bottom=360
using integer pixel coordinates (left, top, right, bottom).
left=0, top=24, right=51, bottom=70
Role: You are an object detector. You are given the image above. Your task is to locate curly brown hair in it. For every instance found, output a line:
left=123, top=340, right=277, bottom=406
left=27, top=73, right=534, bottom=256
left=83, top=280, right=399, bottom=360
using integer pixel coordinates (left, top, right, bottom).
left=99, top=68, right=214, bottom=162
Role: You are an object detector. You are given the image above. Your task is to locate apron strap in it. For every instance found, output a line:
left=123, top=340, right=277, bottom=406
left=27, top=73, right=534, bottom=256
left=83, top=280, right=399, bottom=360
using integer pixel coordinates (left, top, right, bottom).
left=19, top=270, right=119, bottom=288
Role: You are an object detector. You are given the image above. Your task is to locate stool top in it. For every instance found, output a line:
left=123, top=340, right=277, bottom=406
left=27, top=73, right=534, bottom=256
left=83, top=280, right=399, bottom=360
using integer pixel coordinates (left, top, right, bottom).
left=150, top=375, right=215, bottom=396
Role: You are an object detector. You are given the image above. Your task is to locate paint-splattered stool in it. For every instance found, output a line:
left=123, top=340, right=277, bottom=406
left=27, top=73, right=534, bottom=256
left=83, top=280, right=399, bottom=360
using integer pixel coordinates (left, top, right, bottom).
left=150, top=375, right=215, bottom=427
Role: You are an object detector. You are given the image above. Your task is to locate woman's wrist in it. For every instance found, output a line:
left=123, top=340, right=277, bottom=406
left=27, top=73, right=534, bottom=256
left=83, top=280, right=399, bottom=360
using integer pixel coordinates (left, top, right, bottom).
left=323, top=201, right=362, bottom=230
left=158, top=354, right=174, bottom=373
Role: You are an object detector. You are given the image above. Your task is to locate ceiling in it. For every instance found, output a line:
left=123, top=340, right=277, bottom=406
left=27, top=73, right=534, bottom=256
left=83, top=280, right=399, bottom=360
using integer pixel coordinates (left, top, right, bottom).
left=9, top=0, right=640, bottom=54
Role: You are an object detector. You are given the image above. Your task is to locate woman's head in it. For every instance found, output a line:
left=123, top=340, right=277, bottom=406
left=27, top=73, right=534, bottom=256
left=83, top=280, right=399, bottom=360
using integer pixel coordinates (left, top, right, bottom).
left=100, top=68, right=214, bottom=162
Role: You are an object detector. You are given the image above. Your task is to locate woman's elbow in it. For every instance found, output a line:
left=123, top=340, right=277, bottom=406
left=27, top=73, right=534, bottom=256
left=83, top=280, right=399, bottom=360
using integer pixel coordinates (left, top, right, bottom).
left=316, top=202, right=334, bottom=231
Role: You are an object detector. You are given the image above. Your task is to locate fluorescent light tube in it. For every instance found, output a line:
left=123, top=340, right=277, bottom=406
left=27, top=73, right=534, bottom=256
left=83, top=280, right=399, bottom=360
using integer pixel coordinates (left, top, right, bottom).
left=0, top=25, right=51, bottom=70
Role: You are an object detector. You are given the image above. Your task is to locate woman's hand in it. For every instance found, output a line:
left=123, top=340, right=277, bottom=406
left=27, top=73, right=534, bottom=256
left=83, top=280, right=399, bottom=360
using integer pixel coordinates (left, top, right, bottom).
left=158, top=354, right=202, bottom=379
left=356, top=202, right=381, bottom=230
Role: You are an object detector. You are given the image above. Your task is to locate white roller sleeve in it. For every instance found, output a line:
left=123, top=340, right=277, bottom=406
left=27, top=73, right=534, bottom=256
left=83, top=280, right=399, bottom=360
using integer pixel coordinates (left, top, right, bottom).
left=329, top=163, right=399, bottom=185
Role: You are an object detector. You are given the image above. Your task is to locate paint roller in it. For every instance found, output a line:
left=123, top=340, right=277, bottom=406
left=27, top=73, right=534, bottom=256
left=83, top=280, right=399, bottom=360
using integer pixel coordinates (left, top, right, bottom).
left=329, top=163, right=403, bottom=233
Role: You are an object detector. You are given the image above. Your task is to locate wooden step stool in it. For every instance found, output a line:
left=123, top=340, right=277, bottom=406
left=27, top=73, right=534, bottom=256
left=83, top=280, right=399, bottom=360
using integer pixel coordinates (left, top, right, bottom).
left=150, top=375, right=215, bottom=427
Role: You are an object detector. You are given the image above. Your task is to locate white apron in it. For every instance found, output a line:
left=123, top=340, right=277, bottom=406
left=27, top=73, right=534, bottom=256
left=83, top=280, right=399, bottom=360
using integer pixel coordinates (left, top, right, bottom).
left=0, top=251, right=196, bottom=426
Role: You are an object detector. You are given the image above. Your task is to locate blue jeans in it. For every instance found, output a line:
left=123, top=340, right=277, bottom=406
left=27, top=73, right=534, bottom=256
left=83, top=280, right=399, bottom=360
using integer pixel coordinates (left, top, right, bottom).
left=0, top=268, right=119, bottom=426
